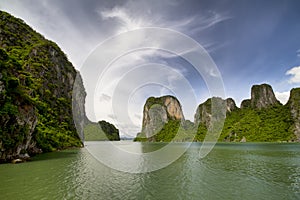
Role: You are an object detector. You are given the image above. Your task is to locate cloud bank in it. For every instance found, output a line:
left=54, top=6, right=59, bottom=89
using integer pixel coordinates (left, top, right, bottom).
left=286, top=66, right=300, bottom=84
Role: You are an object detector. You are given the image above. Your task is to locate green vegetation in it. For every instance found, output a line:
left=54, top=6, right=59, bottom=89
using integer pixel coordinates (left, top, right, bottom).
left=224, top=105, right=293, bottom=142
left=134, top=95, right=188, bottom=142
left=145, top=96, right=165, bottom=108
left=84, top=121, right=120, bottom=141
left=0, top=11, right=82, bottom=161
left=194, top=105, right=295, bottom=142
left=134, top=119, right=197, bottom=142
left=133, top=132, right=148, bottom=142
left=135, top=93, right=297, bottom=143
left=150, top=120, right=180, bottom=142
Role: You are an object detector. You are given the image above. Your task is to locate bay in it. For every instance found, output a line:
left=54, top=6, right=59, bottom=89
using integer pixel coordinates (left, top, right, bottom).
left=0, top=142, right=300, bottom=200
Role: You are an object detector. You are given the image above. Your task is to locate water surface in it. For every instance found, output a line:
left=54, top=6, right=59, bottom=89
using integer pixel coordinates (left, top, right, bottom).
left=0, top=142, right=299, bottom=199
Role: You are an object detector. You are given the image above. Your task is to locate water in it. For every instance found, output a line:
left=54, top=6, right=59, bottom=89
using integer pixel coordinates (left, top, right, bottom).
left=0, top=142, right=300, bottom=200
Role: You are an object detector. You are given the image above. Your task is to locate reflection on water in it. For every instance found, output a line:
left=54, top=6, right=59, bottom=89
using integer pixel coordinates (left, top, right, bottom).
left=0, top=142, right=300, bottom=199
left=85, top=141, right=191, bottom=173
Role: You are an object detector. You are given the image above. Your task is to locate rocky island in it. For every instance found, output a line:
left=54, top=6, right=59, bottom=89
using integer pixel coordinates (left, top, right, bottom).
left=134, top=95, right=192, bottom=142
left=135, top=84, right=300, bottom=142
left=84, top=120, right=120, bottom=141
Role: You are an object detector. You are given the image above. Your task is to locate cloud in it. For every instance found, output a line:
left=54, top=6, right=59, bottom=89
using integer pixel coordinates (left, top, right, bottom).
left=134, top=114, right=141, bottom=119
left=275, top=91, right=290, bottom=104
left=99, top=6, right=152, bottom=33
left=107, top=114, right=117, bottom=120
left=189, top=11, right=231, bottom=34
left=286, top=66, right=300, bottom=83
left=297, top=49, right=300, bottom=57
left=98, top=4, right=231, bottom=38
left=99, top=94, right=111, bottom=102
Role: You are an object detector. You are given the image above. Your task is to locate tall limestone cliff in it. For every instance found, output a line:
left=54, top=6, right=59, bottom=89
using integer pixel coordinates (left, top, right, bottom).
left=221, top=84, right=294, bottom=142
left=287, top=88, right=300, bottom=141
left=226, top=98, right=238, bottom=112
left=134, top=84, right=299, bottom=143
left=194, top=97, right=236, bottom=128
left=0, top=11, right=86, bottom=162
left=72, top=73, right=88, bottom=142
left=135, top=95, right=185, bottom=142
left=241, top=84, right=280, bottom=109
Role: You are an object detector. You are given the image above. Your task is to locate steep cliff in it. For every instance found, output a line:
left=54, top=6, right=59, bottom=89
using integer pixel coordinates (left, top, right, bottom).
left=72, top=73, right=88, bottom=142
left=226, top=98, right=238, bottom=112
left=240, top=84, right=280, bottom=109
left=0, top=11, right=85, bottom=162
left=287, top=88, right=300, bottom=141
left=135, top=84, right=299, bottom=143
left=135, top=95, right=185, bottom=142
left=194, top=97, right=235, bottom=127
left=193, top=97, right=233, bottom=141
left=251, top=84, right=280, bottom=109
left=220, top=84, right=294, bottom=142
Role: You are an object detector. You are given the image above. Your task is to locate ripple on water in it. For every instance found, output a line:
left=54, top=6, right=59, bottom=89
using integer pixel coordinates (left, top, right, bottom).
left=0, top=143, right=300, bottom=200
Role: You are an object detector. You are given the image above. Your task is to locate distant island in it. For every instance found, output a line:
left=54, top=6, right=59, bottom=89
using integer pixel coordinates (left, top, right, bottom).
left=135, top=84, right=300, bottom=142
left=84, top=120, right=120, bottom=141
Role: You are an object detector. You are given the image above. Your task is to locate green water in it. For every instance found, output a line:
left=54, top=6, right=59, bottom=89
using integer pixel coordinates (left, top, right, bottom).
left=0, top=142, right=300, bottom=200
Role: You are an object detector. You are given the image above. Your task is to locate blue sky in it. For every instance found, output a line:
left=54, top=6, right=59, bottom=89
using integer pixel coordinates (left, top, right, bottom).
left=1, top=0, right=300, bottom=136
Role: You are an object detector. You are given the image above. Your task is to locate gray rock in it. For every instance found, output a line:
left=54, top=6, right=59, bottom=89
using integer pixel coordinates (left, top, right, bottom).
left=250, top=84, right=280, bottom=109
left=287, top=88, right=300, bottom=141
left=11, top=159, right=23, bottom=164
left=141, top=96, right=184, bottom=140
left=194, top=97, right=231, bottom=128
left=240, top=136, right=247, bottom=142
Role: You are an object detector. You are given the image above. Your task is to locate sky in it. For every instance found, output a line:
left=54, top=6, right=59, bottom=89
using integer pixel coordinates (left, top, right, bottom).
left=1, top=0, right=300, bottom=137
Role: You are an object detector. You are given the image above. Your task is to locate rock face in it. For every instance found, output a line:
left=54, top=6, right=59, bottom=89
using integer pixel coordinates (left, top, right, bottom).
left=0, top=11, right=85, bottom=162
left=249, top=84, right=280, bottom=109
left=287, top=88, right=300, bottom=141
left=226, top=98, right=238, bottom=112
left=72, top=73, right=88, bottom=142
left=141, top=96, right=184, bottom=140
left=194, top=98, right=212, bottom=128
left=134, top=84, right=300, bottom=143
left=194, top=97, right=235, bottom=128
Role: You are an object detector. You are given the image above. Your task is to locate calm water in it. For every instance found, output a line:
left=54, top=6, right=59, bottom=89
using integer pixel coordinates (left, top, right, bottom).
left=0, top=142, right=300, bottom=200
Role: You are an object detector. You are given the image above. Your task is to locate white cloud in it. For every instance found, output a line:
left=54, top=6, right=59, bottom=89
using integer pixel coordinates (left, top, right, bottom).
left=98, top=5, right=231, bottom=38
left=297, top=49, right=300, bottom=57
left=99, top=6, right=152, bottom=33
left=286, top=66, right=300, bottom=83
left=275, top=91, right=290, bottom=104
left=190, top=11, right=231, bottom=34
left=99, top=94, right=111, bottom=102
